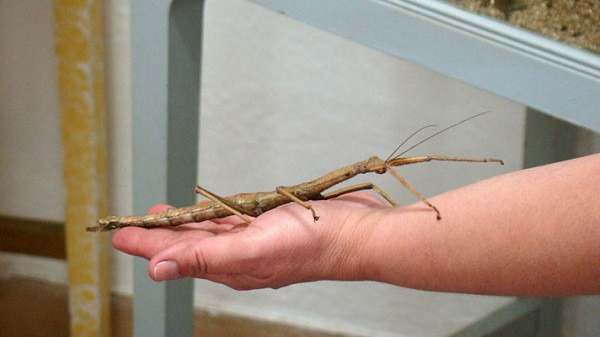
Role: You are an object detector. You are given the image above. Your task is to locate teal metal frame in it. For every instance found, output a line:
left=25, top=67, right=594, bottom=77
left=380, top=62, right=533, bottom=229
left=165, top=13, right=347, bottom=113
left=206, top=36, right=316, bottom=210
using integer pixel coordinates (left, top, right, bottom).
left=130, top=0, right=599, bottom=336
left=247, top=0, right=600, bottom=131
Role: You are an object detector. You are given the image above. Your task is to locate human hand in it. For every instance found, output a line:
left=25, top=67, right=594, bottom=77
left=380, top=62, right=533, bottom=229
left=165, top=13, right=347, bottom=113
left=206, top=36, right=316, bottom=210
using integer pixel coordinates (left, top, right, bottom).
left=112, top=192, right=387, bottom=290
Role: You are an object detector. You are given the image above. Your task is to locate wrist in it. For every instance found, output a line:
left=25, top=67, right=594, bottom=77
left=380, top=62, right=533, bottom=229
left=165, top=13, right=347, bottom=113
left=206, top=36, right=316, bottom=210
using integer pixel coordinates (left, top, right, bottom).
left=359, top=205, right=433, bottom=287
left=320, top=203, right=388, bottom=282
left=353, top=206, right=405, bottom=282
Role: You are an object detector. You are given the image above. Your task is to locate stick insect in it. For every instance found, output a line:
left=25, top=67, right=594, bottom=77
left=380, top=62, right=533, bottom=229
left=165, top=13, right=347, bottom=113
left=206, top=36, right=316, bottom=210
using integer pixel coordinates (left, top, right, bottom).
left=87, top=112, right=503, bottom=232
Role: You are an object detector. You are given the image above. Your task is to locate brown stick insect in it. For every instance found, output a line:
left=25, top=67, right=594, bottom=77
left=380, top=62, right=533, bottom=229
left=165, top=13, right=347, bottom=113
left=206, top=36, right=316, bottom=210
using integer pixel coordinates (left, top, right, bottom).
left=87, top=112, right=503, bottom=232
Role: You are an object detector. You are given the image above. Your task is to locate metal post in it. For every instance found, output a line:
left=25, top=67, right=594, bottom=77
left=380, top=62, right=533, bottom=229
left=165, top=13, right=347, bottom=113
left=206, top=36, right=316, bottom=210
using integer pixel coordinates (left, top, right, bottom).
left=131, top=1, right=204, bottom=335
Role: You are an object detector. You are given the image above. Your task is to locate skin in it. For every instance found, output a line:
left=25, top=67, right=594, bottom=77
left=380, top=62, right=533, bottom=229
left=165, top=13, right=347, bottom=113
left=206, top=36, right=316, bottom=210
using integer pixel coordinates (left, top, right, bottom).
left=112, top=153, right=600, bottom=295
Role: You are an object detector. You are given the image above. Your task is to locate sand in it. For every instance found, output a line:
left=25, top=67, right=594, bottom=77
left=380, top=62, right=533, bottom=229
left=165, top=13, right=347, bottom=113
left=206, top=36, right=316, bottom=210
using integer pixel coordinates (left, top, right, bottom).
left=447, top=0, right=599, bottom=54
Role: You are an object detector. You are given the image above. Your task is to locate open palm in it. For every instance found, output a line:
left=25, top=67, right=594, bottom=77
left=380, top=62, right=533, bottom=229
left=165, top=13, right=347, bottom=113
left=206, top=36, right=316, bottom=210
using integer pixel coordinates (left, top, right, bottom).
left=112, top=192, right=386, bottom=290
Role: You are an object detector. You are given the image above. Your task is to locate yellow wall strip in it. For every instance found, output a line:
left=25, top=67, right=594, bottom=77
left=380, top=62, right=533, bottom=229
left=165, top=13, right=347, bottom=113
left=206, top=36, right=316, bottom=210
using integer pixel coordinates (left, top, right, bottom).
left=54, top=0, right=110, bottom=336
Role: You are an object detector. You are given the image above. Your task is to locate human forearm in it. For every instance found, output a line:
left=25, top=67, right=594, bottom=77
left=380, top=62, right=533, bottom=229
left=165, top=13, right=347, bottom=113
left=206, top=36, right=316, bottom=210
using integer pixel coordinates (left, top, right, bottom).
left=112, top=155, right=600, bottom=293
left=364, top=154, right=600, bottom=296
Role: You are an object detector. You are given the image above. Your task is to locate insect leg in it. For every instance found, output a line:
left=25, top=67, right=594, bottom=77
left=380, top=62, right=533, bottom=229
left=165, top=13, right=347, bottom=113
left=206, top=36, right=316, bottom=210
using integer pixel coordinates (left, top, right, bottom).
left=276, top=186, right=319, bottom=221
left=391, top=155, right=503, bottom=166
left=323, top=183, right=398, bottom=206
left=385, top=166, right=442, bottom=220
left=195, top=186, right=252, bottom=224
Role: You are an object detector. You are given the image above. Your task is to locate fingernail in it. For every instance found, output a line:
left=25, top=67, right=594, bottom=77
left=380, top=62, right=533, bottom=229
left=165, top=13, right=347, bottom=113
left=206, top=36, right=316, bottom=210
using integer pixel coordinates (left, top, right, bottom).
left=154, top=260, right=180, bottom=281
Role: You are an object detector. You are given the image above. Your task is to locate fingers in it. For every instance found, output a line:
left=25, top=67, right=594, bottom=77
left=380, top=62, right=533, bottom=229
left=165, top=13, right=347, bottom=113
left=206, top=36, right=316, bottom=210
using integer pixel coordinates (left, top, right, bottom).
left=148, top=203, right=172, bottom=213
left=111, top=204, right=237, bottom=260
left=147, top=233, right=258, bottom=281
left=112, top=226, right=217, bottom=260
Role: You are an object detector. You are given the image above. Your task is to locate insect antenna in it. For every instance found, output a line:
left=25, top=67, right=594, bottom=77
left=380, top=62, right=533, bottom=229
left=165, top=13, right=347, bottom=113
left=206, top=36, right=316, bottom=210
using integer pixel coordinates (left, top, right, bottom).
left=385, top=124, right=437, bottom=163
left=393, top=111, right=491, bottom=159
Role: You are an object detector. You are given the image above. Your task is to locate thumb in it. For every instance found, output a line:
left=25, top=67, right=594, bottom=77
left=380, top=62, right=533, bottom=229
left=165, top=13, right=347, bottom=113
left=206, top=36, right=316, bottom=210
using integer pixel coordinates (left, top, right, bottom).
left=148, top=235, right=252, bottom=281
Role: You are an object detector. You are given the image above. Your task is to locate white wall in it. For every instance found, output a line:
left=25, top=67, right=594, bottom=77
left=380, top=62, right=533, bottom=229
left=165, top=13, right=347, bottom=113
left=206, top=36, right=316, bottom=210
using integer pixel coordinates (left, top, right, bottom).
left=0, top=0, right=63, bottom=221
left=1, top=0, right=597, bottom=336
